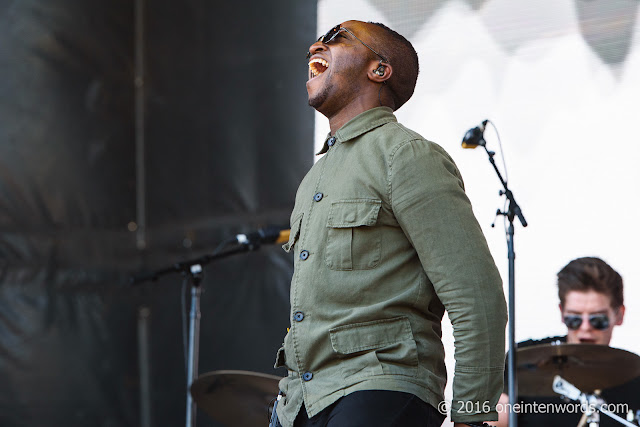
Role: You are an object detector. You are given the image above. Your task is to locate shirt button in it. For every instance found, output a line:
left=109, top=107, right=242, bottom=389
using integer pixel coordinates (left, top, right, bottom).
left=327, top=137, right=336, bottom=147
left=302, top=372, right=313, bottom=381
left=293, top=311, right=305, bottom=322
left=300, top=250, right=309, bottom=261
left=313, top=192, right=323, bottom=202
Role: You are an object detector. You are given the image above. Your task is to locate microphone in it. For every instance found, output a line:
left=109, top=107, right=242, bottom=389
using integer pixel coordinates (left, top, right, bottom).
left=462, top=120, right=488, bottom=149
left=235, top=226, right=290, bottom=247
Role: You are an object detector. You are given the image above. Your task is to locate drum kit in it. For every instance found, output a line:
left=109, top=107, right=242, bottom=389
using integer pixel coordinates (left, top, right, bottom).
left=188, top=343, right=640, bottom=426
left=515, top=343, right=640, bottom=426
left=190, top=370, right=281, bottom=426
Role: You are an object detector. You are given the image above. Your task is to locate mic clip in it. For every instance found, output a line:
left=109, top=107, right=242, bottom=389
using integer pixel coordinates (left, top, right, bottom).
left=491, top=209, right=505, bottom=228
left=236, top=232, right=264, bottom=251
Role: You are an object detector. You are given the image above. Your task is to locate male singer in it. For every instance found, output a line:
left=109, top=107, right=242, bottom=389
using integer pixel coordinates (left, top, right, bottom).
left=273, top=20, right=507, bottom=427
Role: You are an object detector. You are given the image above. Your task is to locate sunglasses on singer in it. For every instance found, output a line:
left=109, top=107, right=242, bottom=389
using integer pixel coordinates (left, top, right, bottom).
left=306, top=24, right=388, bottom=63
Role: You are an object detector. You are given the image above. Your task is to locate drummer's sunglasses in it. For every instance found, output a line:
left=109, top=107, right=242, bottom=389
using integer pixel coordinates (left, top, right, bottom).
left=563, top=313, right=610, bottom=330
left=306, top=24, right=389, bottom=63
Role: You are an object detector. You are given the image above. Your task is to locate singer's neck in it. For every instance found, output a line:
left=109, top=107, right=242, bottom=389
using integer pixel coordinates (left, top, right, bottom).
left=323, top=97, right=382, bottom=135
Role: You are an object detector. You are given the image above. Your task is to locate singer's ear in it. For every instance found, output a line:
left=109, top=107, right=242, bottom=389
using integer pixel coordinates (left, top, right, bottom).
left=368, top=61, right=392, bottom=83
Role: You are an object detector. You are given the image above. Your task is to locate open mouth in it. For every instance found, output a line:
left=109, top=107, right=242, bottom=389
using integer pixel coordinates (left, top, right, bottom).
left=309, top=58, right=329, bottom=79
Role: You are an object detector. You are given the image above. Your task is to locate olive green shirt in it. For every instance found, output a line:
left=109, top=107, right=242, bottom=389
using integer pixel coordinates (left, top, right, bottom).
left=275, top=107, right=507, bottom=425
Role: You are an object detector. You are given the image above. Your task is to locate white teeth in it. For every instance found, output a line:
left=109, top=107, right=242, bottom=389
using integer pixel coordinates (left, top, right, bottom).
left=308, top=58, right=329, bottom=77
left=309, top=58, right=328, bottom=67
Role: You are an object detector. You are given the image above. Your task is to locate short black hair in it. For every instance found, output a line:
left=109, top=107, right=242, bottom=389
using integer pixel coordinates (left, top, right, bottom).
left=369, top=22, right=419, bottom=110
left=557, top=257, right=624, bottom=309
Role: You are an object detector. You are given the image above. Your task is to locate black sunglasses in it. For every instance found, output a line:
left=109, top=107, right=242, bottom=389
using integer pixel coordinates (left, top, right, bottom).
left=306, top=24, right=389, bottom=63
left=563, top=313, right=610, bottom=331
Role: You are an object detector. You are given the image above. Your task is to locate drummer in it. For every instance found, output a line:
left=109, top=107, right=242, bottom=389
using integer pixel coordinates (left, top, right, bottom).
left=496, top=256, right=639, bottom=426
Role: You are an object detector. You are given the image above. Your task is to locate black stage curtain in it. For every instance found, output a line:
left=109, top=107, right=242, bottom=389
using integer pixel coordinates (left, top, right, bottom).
left=0, top=1, right=316, bottom=425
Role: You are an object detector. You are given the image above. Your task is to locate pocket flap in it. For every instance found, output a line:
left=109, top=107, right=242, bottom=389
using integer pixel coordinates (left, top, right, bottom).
left=274, top=346, right=286, bottom=368
left=330, top=316, right=413, bottom=355
left=282, top=213, right=303, bottom=253
left=327, top=199, right=381, bottom=228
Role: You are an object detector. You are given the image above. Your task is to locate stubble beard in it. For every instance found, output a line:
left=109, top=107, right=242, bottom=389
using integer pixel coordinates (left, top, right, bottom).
left=308, top=80, right=333, bottom=112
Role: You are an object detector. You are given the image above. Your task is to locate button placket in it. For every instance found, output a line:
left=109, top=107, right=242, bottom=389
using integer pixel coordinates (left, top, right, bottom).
left=291, top=136, right=336, bottom=388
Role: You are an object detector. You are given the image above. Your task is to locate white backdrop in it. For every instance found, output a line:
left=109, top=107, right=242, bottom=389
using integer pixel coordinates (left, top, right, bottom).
left=313, top=0, right=640, bottom=424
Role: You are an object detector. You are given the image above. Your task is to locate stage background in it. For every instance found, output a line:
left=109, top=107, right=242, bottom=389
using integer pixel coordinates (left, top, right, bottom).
left=316, top=0, right=640, bottom=425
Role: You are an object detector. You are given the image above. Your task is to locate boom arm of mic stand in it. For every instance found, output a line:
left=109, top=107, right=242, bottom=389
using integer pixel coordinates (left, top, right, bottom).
left=483, top=145, right=527, bottom=228
left=482, top=144, right=529, bottom=227
left=129, top=245, right=251, bottom=286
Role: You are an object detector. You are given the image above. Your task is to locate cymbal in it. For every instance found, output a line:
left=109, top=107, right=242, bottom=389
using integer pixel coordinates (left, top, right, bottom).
left=516, top=343, right=640, bottom=396
left=190, top=370, right=281, bottom=426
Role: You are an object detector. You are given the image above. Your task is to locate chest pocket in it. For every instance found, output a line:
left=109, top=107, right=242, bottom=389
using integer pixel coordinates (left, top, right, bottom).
left=326, top=199, right=381, bottom=270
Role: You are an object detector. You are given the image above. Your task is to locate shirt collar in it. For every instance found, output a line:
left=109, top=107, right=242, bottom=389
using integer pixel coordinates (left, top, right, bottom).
left=316, top=107, right=397, bottom=155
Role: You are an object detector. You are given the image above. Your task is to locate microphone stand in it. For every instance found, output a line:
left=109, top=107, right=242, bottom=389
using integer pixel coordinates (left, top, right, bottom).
left=553, top=375, right=636, bottom=426
left=130, top=242, right=259, bottom=427
left=481, top=143, right=527, bottom=427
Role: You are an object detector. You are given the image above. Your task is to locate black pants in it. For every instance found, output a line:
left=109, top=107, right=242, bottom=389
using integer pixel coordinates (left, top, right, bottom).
left=290, top=390, right=445, bottom=427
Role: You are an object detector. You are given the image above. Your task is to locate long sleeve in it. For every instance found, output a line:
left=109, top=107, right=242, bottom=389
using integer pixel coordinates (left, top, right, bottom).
left=389, top=138, right=508, bottom=423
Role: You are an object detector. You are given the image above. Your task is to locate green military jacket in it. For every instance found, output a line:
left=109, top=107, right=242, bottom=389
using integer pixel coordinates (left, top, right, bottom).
left=275, top=107, right=507, bottom=426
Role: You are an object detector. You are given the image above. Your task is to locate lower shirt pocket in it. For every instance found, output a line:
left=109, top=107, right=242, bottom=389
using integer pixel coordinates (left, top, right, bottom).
left=329, top=316, right=419, bottom=379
